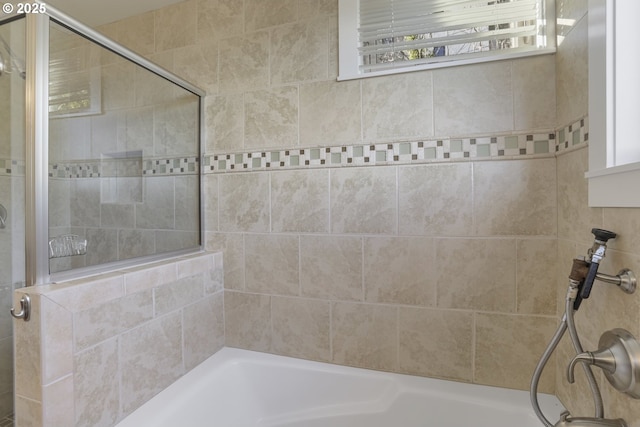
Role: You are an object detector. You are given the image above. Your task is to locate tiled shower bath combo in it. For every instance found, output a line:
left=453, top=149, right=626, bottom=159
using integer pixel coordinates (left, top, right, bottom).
left=3, top=0, right=640, bottom=426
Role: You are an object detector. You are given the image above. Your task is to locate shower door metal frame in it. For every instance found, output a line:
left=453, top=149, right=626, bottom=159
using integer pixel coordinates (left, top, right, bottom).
left=22, top=1, right=206, bottom=286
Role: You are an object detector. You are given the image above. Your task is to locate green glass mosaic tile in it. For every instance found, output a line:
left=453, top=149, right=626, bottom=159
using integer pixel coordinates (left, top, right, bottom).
left=252, top=158, right=262, bottom=168
left=450, top=140, right=463, bottom=152
left=399, top=143, right=411, bottom=155
left=534, top=140, right=549, bottom=154
left=271, top=152, right=280, bottom=162
left=477, top=144, right=491, bottom=157
left=505, top=136, right=519, bottom=149
left=218, top=159, right=226, bottom=169
left=376, top=151, right=387, bottom=162
left=572, top=130, right=581, bottom=145
left=424, top=147, right=436, bottom=159
left=310, top=148, right=320, bottom=160
left=353, top=146, right=364, bottom=157
left=290, top=155, right=299, bottom=166
left=559, top=129, right=565, bottom=144
left=235, top=154, right=243, bottom=164
left=331, top=153, right=342, bottom=164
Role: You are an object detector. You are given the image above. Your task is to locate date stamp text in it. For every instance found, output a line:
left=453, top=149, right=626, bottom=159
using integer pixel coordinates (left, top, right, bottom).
left=3, top=3, right=47, bottom=14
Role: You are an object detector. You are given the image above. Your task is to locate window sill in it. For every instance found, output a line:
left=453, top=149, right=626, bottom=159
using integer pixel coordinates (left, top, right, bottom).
left=337, top=48, right=557, bottom=81
left=586, top=161, right=640, bottom=207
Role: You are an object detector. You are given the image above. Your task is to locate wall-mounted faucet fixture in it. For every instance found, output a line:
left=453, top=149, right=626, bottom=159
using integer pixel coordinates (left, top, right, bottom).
left=568, top=329, right=640, bottom=399
left=530, top=228, right=638, bottom=427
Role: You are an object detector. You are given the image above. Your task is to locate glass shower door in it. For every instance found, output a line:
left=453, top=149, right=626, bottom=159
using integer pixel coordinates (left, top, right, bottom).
left=0, top=15, right=26, bottom=424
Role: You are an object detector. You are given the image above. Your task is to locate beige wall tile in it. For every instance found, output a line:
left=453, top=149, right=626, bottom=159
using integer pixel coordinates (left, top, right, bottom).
left=364, top=237, right=436, bottom=307
left=135, top=177, right=175, bottom=229
left=556, top=16, right=588, bottom=126
left=197, top=0, right=244, bottom=43
left=332, top=302, right=397, bottom=371
left=120, top=312, right=184, bottom=415
left=42, top=375, right=74, bottom=427
left=603, top=208, right=640, bottom=254
left=298, top=0, right=337, bottom=19
left=173, top=41, right=218, bottom=94
left=183, top=293, right=225, bottom=370
left=205, top=93, right=244, bottom=153
left=436, top=238, right=516, bottom=312
left=245, top=0, right=298, bottom=31
left=299, top=79, right=361, bottom=147
left=272, top=296, right=331, bottom=361
left=224, top=291, right=271, bottom=351
left=475, top=313, right=556, bottom=392
left=204, top=174, right=219, bottom=232
left=300, top=235, right=363, bottom=301
left=245, top=234, right=299, bottom=296
left=270, top=18, right=328, bottom=85
left=557, top=147, right=603, bottom=243
left=14, top=292, right=41, bottom=401
left=118, top=229, right=156, bottom=260
left=101, top=61, right=136, bottom=110
left=117, top=12, right=155, bottom=56
left=154, top=275, right=204, bottom=316
left=245, top=86, right=299, bottom=149
left=177, top=254, right=216, bottom=278
left=206, top=233, right=245, bottom=290
left=271, top=169, right=329, bottom=233
left=512, top=55, right=557, bottom=131
left=399, top=307, right=473, bottom=381
left=124, top=262, right=177, bottom=294
left=219, top=32, right=270, bottom=93
left=398, top=163, right=473, bottom=236
left=330, top=167, right=397, bottom=234
left=15, top=397, right=42, bottom=427
left=74, top=339, right=119, bottom=427
left=154, top=0, right=197, bottom=51
left=433, top=61, right=513, bottom=136
left=517, top=239, right=558, bottom=315
left=362, top=72, right=433, bottom=142
left=44, top=273, right=124, bottom=311
left=219, top=173, right=270, bottom=232
left=474, top=158, right=557, bottom=236
left=41, top=298, right=73, bottom=384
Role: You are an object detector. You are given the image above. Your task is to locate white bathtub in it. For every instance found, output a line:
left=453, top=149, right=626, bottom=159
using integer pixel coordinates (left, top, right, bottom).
left=116, top=347, right=564, bottom=427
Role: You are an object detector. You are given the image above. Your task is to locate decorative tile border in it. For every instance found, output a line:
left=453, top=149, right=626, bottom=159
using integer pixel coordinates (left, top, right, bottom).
left=203, top=132, right=560, bottom=174
left=0, top=117, right=589, bottom=178
left=0, top=158, right=26, bottom=177
left=556, top=117, right=589, bottom=153
left=47, top=156, right=199, bottom=178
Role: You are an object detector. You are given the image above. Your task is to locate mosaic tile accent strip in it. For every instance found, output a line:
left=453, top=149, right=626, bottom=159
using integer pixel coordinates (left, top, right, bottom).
left=0, top=158, right=26, bottom=177
left=203, top=131, right=560, bottom=174
left=47, top=156, right=199, bottom=178
left=556, top=117, right=589, bottom=153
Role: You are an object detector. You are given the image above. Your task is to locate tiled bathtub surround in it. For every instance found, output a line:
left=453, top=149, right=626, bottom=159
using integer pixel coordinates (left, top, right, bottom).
left=11, top=1, right=640, bottom=427
left=210, top=158, right=560, bottom=392
left=13, top=252, right=224, bottom=427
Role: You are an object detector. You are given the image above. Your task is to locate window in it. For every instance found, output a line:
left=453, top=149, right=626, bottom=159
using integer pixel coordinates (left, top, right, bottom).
left=338, top=0, right=556, bottom=80
left=587, top=0, right=640, bottom=207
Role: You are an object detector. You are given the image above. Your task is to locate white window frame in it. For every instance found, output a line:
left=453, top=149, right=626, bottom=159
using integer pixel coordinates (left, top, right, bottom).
left=586, top=0, right=640, bottom=207
left=338, top=0, right=556, bottom=81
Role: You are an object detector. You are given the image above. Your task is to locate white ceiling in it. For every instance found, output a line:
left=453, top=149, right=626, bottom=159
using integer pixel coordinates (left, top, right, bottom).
left=45, top=0, right=185, bottom=26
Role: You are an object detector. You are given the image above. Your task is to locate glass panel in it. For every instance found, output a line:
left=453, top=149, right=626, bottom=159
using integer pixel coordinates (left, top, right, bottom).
left=0, top=15, right=26, bottom=423
left=48, top=21, right=201, bottom=275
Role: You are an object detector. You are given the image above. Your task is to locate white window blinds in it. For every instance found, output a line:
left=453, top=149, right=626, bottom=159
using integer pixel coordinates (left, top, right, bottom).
left=338, top=0, right=555, bottom=80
